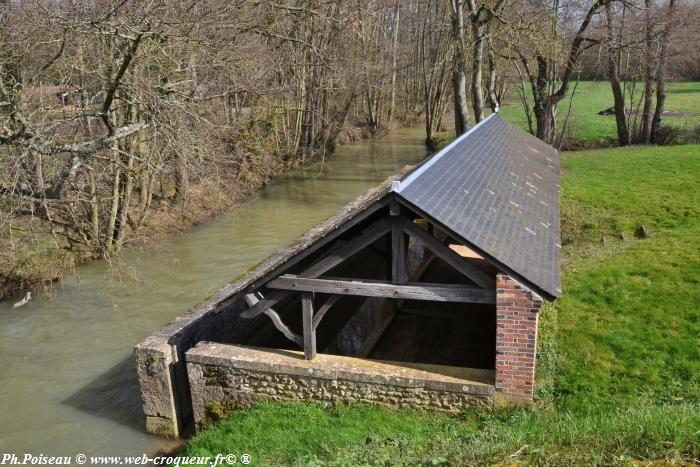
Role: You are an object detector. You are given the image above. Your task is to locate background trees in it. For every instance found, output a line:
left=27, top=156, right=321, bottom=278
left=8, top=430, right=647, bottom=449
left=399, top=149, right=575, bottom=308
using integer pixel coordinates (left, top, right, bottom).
left=595, top=0, right=685, bottom=145
left=0, top=0, right=695, bottom=265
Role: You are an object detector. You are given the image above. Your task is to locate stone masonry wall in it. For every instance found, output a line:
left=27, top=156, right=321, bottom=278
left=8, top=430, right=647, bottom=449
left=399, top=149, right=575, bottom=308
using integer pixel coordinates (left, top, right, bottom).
left=186, top=342, right=495, bottom=430
left=495, top=274, right=543, bottom=402
left=134, top=294, right=269, bottom=437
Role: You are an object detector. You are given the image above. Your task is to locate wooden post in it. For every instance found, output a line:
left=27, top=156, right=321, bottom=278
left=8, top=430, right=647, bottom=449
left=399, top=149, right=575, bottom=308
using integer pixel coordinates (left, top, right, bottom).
left=390, top=201, right=407, bottom=284
left=302, top=292, right=316, bottom=360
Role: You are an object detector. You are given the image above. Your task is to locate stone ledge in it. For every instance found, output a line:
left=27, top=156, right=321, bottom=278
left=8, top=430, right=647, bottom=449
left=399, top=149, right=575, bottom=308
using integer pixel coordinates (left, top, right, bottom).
left=187, top=342, right=495, bottom=397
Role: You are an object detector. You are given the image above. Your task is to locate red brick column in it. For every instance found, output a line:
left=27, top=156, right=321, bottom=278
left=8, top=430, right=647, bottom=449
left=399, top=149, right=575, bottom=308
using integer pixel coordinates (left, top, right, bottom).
left=495, top=274, right=543, bottom=402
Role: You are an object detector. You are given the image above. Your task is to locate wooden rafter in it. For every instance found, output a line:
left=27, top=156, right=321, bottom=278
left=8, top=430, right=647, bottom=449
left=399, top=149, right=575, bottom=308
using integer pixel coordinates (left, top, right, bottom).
left=240, top=201, right=502, bottom=360
left=241, top=218, right=391, bottom=319
left=401, top=217, right=494, bottom=289
left=244, top=293, right=303, bottom=347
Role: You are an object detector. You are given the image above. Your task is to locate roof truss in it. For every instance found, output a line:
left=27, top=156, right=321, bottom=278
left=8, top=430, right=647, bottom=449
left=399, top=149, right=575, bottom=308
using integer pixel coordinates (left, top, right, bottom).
left=240, top=196, right=498, bottom=360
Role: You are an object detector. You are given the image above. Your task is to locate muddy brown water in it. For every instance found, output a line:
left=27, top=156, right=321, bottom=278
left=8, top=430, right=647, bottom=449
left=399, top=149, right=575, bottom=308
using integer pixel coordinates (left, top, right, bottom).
left=0, top=128, right=428, bottom=457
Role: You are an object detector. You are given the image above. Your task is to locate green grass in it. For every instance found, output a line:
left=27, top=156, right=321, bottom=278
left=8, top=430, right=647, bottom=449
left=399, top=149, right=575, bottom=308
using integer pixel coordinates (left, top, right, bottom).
left=181, top=144, right=700, bottom=465
left=499, top=81, right=700, bottom=145
left=555, top=145, right=700, bottom=410
left=183, top=402, right=700, bottom=466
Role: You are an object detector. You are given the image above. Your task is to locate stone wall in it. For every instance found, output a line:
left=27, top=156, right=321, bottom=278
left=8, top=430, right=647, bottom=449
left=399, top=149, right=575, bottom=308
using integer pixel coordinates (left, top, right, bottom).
left=186, top=342, right=495, bottom=430
left=495, top=274, right=542, bottom=402
left=134, top=294, right=270, bottom=437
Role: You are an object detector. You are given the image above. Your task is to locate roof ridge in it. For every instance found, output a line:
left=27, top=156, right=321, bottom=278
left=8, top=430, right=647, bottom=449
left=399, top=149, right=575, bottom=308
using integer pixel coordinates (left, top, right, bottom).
left=394, top=112, right=499, bottom=193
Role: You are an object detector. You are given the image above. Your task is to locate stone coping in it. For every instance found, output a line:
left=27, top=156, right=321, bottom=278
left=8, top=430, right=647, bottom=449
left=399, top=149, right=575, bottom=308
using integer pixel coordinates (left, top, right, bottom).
left=187, top=342, right=495, bottom=397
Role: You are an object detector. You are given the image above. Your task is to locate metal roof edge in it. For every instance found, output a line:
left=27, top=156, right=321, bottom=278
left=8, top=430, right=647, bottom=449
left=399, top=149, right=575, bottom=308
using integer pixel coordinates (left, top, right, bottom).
left=393, top=112, right=499, bottom=193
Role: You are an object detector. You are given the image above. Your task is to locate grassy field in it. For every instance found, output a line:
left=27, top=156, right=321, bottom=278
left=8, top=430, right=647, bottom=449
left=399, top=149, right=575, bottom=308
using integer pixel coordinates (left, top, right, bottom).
left=180, top=144, right=700, bottom=465
left=498, top=81, right=700, bottom=145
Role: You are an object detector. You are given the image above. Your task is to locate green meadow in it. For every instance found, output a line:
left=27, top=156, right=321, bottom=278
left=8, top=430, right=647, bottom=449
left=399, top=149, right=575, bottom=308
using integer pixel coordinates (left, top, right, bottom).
left=498, top=81, right=700, bottom=145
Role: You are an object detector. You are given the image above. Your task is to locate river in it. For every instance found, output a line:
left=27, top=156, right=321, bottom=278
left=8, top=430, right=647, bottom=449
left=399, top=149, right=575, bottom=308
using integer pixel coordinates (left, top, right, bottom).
left=0, top=127, right=429, bottom=457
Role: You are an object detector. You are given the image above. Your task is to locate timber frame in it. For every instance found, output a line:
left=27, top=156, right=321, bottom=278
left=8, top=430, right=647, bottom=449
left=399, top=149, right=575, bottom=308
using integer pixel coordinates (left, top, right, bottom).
left=241, top=196, right=497, bottom=360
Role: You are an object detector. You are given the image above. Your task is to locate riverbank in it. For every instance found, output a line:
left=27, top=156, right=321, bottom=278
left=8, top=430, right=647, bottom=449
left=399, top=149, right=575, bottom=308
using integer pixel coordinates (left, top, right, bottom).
left=0, top=125, right=431, bottom=456
left=0, top=169, right=263, bottom=302
left=0, top=123, right=406, bottom=302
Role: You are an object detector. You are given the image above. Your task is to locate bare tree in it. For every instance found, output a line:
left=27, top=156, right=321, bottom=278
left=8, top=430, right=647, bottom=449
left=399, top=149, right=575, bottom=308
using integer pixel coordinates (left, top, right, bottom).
left=605, top=1, right=630, bottom=146
left=466, top=0, right=507, bottom=123
left=650, top=0, right=678, bottom=143
left=450, top=0, right=470, bottom=134
left=506, top=0, right=614, bottom=144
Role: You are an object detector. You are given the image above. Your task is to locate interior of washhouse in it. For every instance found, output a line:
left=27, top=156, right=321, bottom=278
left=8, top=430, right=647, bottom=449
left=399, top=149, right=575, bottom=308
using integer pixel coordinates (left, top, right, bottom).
left=223, top=201, right=498, bottom=372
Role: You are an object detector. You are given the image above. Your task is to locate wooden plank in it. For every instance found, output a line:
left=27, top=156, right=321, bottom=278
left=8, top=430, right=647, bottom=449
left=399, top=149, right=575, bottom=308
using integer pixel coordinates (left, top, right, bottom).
left=241, top=218, right=391, bottom=318
left=312, top=294, right=342, bottom=330
left=244, top=294, right=303, bottom=347
left=268, top=275, right=496, bottom=304
left=302, top=292, right=316, bottom=360
left=402, top=218, right=494, bottom=289
left=390, top=202, right=407, bottom=284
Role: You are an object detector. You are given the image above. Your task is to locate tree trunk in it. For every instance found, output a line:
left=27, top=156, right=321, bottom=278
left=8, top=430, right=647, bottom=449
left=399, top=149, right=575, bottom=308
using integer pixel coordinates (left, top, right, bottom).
left=114, top=154, right=134, bottom=250
left=525, top=0, right=610, bottom=144
left=532, top=55, right=557, bottom=144
left=513, top=60, right=534, bottom=134
left=470, top=23, right=485, bottom=122
left=606, top=2, right=629, bottom=146
left=535, top=103, right=556, bottom=144
left=34, top=152, right=44, bottom=193
left=105, top=108, right=120, bottom=253
left=450, top=0, right=469, bottom=135
left=174, top=154, right=189, bottom=209
left=387, top=0, right=401, bottom=125
left=89, top=172, right=99, bottom=245
left=487, top=48, right=498, bottom=112
left=639, top=0, right=654, bottom=143
left=651, top=0, right=676, bottom=143
left=136, top=170, right=152, bottom=230
left=106, top=165, right=121, bottom=253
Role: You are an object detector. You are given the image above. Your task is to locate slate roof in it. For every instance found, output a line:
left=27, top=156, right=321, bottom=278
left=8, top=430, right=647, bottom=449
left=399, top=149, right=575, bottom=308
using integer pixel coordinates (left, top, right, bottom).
left=395, top=114, right=561, bottom=299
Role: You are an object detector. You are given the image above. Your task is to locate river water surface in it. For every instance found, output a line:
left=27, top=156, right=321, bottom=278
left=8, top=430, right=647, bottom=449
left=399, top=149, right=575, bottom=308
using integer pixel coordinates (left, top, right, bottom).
left=0, top=127, right=428, bottom=457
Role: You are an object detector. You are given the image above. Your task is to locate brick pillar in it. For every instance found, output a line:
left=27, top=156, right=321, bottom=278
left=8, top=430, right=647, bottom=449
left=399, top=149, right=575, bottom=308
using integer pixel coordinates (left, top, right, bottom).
left=495, top=274, right=543, bottom=402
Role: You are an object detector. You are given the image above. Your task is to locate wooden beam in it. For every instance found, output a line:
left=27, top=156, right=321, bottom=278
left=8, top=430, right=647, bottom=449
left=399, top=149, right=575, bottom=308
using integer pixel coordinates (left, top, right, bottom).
left=390, top=201, right=407, bottom=284
left=241, top=218, right=391, bottom=318
left=302, top=292, right=316, bottom=360
left=312, top=294, right=342, bottom=330
left=240, top=291, right=287, bottom=319
left=267, top=275, right=497, bottom=304
left=402, top=218, right=494, bottom=289
left=244, top=294, right=303, bottom=347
